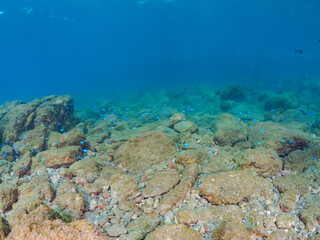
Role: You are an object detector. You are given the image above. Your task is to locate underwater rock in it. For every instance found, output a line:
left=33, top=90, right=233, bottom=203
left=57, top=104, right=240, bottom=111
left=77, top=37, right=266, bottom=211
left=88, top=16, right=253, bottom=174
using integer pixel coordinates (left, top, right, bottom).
left=13, top=124, right=47, bottom=155
left=176, top=149, right=208, bottom=166
left=0, top=182, right=18, bottom=212
left=173, top=120, right=198, bottom=134
left=0, top=145, right=16, bottom=162
left=275, top=212, right=295, bottom=229
left=40, top=146, right=82, bottom=168
left=30, top=182, right=55, bottom=202
left=142, top=169, right=180, bottom=198
left=212, top=113, right=248, bottom=146
left=264, top=92, right=298, bottom=110
left=265, top=229, right=292, bottom=240
left=12, top=152, right=32, bottom=177
left=69, top=158, right=99, bottom=183
left=175, top=208, right=199, bottom=226
left=199, top=170, right=273, bottom=205
left=234, top=147, right=282, bottom=177
left=216, top=85, right=245, bottom=101
left=114, top=131, right=176, bottom=173
left=284, top=143, right=320, bottom=172
left=273, top=174, right=310, bottom=196
left=110, top=173, right=141, bottom=201
left=0, top=95, right=74, bottom=144
left=167, top=113, right=187, bottom=128
left=126, top=212, right=160, bottom=236
left=145, top=224, right=204, bottom=240
left=7, top=217, right=108, bottom=240
left=213, top=221, right=250, bottom=240
left=201, top=149, right=236, bottom=174
left=248, top=121, right=311, bottom=156
left=57, top=192, right=85, bottom=219
left=58, top=128, right=86, bottom=147
left=300, top=199, right=320, bottom=232
left=106, top=223, right=127, bottom=237
left=157, top=164, right=199, bottom=215
left=279, top=190, right=298, bottom=212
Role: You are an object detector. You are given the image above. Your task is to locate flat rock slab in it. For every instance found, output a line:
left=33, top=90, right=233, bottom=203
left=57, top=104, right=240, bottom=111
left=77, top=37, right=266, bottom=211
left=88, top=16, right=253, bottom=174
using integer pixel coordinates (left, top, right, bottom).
left=110, top=174, right=141, bottom=201
left=199, top=170, right=274, bottom=205
left=41, top=146, right=81, bottom=168
left=114, top=131, right=176, bottom=173
left=145, top=224, right=204, bottom=240
left=106, top=223, right=127, bottom=237
left=142, top=169, right=180, bottom=198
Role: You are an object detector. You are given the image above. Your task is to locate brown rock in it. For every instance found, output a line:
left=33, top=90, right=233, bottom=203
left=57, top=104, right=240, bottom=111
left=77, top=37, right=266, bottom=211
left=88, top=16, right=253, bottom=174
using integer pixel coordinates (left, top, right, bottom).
left=175, top=208, right=199, bottom=226
left=142, top=169, right=180, bottom=197
left=248, top=121, right=310, bottom=157
left=235, top=147, right=282, bottom=177
left=157, top=164, right=199, bottom=215
left=176, top=149, right=208, bottom=166
left=126, top=212, right=160, bottom=235
left=212, top=113, right=248, bottom=146
left=213, top=221, right=250, bottom=240
left=114, top=131, right=176, bottom=173
left=57, top=192, right=85, bottom=219
left=145, top=224, right=204, bottom=240
left=173, top=121, right=198, bottom=134
left=69, top=158, right=99, bottom=183
left=41, top=146, right=81, bottom=168
left=199, top=170, right=274, bottom=205
left=273, top=174, right=310, bottom=196
left=110, top=174, right=141, bottom=201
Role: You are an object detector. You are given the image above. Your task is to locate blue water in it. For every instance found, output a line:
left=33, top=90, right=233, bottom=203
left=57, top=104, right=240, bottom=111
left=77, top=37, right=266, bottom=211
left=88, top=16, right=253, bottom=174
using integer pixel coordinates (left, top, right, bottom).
left=0, top=0, right=320, bottom=104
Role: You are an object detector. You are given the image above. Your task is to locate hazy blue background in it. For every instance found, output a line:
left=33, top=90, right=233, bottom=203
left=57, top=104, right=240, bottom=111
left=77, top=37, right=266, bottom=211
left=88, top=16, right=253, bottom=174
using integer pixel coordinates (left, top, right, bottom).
left=0, top=0, right=319, bottom=104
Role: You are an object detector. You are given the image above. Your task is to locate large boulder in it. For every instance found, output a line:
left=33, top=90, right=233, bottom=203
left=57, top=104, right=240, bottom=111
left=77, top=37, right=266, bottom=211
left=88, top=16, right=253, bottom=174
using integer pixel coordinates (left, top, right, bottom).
left=212, top=113, right=248, bottom=146
left=0, top=95, right=74, bottom=144
left=248, top=121, right=311, bottom=156
left=114, top=131, right=176, bottom=173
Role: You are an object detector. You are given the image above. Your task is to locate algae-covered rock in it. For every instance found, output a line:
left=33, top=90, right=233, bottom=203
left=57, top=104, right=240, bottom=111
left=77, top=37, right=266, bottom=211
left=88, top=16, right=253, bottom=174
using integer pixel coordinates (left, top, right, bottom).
left=114, top=131, right=176, bottom=173
left=41, top=146, right=81, bottom=168
left=173, top=121, right=198, bottom=134
left=175, top=208, right=199, bottom=226
left=167, top=113, right=186, bottom=128
left=12, top=152, right=32, bottom=177
left=273, top=174, right=310, bottom=196
left=212, top=113, right=248, bottom=146
left=248, top=121, right=311, bottom=156
left=145, top=224, right=204, bottom=240
left=176, top=149, right=207, bottom=166
left=284, top=143, right=320, bottom=173
left=279, top=190, right=298, bottom=212
left=0, top=95, right=74, bottom=144
left=157, top=164, right=199, bottom=215
left=6, top=218, right=108, bottom=240
left=69, top=158, right=99, bottom=183
left=213, top=221, right=250, bottom=240
left=126, top=212, right=160, bottom=235
left=110, top=174, right=141, bottom=201
left=199, top=170, right=274, bottom=205
left=57, top=192, right=85, bottom=219
left=264, top=92, right=298, bottom=110
left=201, top=149, right=236, bottom=173
left=0, top=182, right=18, bottom=212
left=106, top=223, right=127, bottom=237
left=142, top=169, right=180, bottom=197
left=58, top=128, right=86, bottom=147
left=234, top=147, right=282, bottom=177
left=300, top=199, right=320, bottom=232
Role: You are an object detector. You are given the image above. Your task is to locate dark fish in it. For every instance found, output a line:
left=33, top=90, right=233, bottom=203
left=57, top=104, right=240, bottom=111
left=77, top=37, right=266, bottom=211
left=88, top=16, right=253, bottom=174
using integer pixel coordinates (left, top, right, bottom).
left=317, top=39, right=320, bottom=44
left=295, top=49, right=303, bottom=54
